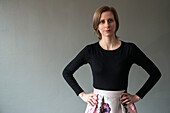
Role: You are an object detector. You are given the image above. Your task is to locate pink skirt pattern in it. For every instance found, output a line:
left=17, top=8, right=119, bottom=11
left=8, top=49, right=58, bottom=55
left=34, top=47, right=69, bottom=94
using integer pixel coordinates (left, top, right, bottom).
left=85, top=88, right=137, bottom=113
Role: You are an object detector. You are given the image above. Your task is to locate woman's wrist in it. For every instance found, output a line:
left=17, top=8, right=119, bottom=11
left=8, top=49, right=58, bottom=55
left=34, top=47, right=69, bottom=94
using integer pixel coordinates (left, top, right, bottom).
left=134, top=95, right=141, bottom=102
left=79, top=92, right=86, bottom=98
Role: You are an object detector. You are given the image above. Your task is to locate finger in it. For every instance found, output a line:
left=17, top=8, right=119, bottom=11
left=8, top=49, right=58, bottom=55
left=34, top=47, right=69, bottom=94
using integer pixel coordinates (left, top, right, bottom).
left=122, top=99, right=129, bottom=104
left=120, top=95, right=129, bottom=101
left=93, top=95, right=97, bottom=100
left=90, top=97, right=97, bottom=105
left=120, top=96, right=128, bottom=101
left=87, top=101, right=93, bottom=107
left=88, top=99, right=96, bottom=107
left=90, top=93, right=97, bottom=98
left=93, top=94, right=98, bottom=99
left=123, top=94, right=132, bottom=100
left=121, top=92, right=127, bottom=95
left=125, top=101, right=131, bottom=105
left=89, top=94, right=97, bottom=102
left=122, top=99, right=130, bottom=104
left=121, top=93, right=130, bottom=96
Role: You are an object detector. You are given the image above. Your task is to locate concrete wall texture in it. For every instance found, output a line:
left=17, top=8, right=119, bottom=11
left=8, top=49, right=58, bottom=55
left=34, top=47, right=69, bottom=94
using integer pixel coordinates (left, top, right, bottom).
left=0, top=0, right=170, bottom=113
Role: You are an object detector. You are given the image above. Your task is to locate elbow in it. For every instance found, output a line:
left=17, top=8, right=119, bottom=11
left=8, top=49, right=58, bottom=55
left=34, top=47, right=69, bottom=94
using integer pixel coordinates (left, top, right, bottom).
left=155, top=69, right=162, bottom=81
left=62, top=68, right=72, bottom=80
left=153, top=65, right=162, bottom=79
left=157, top=68, right=162, bottom=78
left=158, top=71, right=162, bottom=80
left=62, top=68, right=67, bottom=79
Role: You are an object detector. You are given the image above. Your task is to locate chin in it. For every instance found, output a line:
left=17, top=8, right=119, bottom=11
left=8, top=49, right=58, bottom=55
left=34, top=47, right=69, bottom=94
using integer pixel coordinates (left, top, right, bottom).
left=105, top=34, right=114, bottom=37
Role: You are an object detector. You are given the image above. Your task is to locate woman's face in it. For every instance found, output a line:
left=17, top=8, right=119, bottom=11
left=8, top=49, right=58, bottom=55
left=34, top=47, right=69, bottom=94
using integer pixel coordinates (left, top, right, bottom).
left=98, top=11, right=116, bottom=38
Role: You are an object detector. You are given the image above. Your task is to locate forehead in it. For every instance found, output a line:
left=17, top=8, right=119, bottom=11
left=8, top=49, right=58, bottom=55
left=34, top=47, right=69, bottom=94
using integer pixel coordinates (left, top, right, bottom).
left=100, top=11, right=114, bottom=20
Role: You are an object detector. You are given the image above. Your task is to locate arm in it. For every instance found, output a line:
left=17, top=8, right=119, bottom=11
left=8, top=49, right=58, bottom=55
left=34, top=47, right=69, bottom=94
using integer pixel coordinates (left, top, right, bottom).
left=132, top=44, right=161, bottom=99
left=63, top=46, right=97, bottom=106
left=62, top=46, right=89, bottom=95
left=120, top=44, right=161, bottom=104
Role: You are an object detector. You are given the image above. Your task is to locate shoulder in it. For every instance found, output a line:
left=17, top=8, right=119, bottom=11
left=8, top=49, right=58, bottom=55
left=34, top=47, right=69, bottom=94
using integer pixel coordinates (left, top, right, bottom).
left=78, top=42, right=98, bottom=55
left=85, top=42, right=98, bottom=48
left=83, top=41, right=98, bottom=50
left=121, top=40, right=138, bottom=51
left=122, top=40, right=137, bottom=47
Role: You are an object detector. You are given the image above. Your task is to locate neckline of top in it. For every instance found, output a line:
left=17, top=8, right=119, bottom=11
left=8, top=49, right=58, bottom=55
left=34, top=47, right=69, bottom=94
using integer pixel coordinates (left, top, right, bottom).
left=97, top=40, right=124, bottom=52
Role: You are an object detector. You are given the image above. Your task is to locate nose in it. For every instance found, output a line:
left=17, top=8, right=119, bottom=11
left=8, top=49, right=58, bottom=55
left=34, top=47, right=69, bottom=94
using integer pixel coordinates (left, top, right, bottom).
left=105, top=21, right=110, bottom=28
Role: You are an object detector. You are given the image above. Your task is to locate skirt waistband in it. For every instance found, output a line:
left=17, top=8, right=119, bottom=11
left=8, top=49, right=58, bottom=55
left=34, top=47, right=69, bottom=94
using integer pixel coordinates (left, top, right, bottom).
left=93, top=88, right=125, bottom=97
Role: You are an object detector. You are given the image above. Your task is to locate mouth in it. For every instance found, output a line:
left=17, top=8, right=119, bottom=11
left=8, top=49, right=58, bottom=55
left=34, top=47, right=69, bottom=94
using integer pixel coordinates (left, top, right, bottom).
left=105, top=30, right=111, bottom=32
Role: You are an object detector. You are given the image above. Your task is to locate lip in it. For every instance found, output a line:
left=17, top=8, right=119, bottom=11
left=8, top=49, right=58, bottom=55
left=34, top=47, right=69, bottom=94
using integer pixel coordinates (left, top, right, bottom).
left=105, top=30, right=111, bottom=32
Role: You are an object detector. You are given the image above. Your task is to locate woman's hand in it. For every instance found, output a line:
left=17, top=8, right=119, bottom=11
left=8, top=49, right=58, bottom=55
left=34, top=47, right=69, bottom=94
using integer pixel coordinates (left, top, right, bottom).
left=120, top=93, right=141, bottom=105
left=79, top=92, right=97, bottom=107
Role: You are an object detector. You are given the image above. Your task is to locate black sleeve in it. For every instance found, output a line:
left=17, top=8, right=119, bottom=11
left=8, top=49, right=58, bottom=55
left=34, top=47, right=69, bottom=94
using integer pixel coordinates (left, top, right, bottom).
left=132, top=44, right=161, bottom=99
left=62, top=46, right=89, bottom=96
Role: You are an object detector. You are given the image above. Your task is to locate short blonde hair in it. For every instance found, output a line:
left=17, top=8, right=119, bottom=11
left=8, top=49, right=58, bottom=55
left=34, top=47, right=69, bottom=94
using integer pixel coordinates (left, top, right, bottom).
left=93, top=6, right=119, bottom=39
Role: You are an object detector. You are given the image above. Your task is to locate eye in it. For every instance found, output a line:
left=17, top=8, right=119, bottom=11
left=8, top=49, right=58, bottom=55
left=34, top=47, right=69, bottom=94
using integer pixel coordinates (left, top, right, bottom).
left=108, top=19, right=114, bottom=23
left=100, top=20, right=105, bottom=24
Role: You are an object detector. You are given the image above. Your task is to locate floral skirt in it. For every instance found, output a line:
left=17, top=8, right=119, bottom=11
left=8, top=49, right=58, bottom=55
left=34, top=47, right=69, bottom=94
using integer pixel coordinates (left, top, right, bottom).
left=85, top=88, right=137, bottom=113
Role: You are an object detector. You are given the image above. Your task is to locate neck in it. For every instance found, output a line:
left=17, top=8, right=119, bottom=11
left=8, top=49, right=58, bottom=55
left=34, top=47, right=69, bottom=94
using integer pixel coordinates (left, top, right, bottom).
left=99, top=36, right=121, bottom=50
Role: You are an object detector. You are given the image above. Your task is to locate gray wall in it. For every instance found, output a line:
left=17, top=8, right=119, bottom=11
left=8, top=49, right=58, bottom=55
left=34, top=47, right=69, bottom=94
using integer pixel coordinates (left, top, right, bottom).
left=0, top=0, right=169, bottom=113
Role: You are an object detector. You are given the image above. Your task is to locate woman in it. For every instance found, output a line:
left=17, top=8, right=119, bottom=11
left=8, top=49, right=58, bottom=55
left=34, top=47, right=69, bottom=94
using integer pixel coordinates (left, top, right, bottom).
left=62, top=6, right=161, bottom=113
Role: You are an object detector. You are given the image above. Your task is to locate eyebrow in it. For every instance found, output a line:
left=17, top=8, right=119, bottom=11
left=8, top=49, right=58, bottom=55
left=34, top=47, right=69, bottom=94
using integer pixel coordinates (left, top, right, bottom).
left=100, top=18, right=114, bottom=20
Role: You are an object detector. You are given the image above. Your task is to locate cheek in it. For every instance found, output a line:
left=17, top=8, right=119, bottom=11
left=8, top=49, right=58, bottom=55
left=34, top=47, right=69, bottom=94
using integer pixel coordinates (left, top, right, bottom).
left=98, top=25, right=103, bottom=32
left=110, top=23, right=116, bottom=31
left=110, top=22, right=116, bottom=26
left=113, top=22, right=117, bottom=28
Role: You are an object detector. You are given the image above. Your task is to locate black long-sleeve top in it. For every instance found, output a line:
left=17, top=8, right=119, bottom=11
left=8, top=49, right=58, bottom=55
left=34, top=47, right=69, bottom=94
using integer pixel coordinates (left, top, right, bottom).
left=62, top=41, right=161, bottom=99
